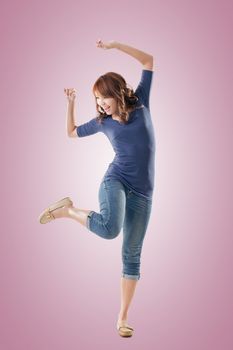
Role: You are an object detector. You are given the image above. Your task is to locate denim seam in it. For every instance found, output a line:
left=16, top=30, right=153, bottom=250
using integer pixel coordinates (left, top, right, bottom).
left=105, top=176, right=152, bottom=201
left=87, top=211, right=94, bottom=230
left=103, top=181, right=111, bottom=231
left=122, top=273, right=140, bottom=280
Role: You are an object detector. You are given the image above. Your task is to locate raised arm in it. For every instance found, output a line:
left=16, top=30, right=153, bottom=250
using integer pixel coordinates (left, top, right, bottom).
left=64, top=88, right=102, bottom=138
left=64, top=88, right=78, bottom=138
left=96, top=39, right=154, bottom=71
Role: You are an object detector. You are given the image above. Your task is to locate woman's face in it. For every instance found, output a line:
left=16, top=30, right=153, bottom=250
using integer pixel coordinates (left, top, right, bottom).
left=95, top=92, right=118, bottom=115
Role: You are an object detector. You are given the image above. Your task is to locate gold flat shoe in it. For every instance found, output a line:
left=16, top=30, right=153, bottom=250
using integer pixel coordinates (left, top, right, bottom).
left=117, top=321, right=134, bottom=337
left=38, top=197, right=73, bottom=224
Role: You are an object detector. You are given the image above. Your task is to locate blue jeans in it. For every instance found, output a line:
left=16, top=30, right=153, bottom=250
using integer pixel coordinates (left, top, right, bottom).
left=86, top=178, right=153, bottom=280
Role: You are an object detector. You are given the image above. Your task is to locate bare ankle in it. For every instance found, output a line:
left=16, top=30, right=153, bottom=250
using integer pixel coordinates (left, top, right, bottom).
left=118, top=312, right=128, bottom=321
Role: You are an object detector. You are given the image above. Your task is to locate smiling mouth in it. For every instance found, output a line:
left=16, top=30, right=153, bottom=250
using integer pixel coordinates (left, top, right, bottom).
left=104, top=107, right=110, bottom=112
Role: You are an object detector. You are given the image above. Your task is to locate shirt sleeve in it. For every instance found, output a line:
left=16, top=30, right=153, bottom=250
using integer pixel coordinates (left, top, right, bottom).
left=134, top=69, right=154, bottom=109
left=76, top=117, right=102, bottom=137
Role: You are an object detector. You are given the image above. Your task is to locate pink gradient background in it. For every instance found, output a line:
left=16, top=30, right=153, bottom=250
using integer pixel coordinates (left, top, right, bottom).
left=1, top=0, right=232, bottom=348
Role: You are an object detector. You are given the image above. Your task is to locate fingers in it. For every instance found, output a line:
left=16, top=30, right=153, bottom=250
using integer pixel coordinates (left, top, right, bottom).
left=96, top=38, right=104, bottom=48
left=64, top=88, right=77, bottom=100
left=95, top=38, right=113, bottom=50
left=64, top=88, right=76, bottom=94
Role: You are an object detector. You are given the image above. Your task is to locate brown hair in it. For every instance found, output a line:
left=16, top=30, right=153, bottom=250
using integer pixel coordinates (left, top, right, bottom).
left=92, top=72, right=139, bottom=124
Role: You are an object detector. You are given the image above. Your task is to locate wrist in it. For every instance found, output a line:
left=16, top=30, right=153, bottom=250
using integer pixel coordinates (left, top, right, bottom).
left=112, top=41, right=119, bottom=49
left=68, top=99, right=76, bottom=104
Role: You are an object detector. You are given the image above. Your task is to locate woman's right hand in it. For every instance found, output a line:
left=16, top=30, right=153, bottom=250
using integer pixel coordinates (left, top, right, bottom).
left=64, top=88, right=77, bottom=102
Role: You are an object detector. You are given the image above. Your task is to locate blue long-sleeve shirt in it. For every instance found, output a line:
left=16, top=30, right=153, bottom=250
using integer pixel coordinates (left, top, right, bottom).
left=76, top=69, right=156, bottom=200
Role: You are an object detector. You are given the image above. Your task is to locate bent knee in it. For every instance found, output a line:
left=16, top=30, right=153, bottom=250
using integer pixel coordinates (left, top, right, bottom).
left=105, top=224, right=121, bottom=239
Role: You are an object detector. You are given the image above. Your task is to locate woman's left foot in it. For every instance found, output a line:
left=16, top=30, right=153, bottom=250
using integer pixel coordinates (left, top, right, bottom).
left=117, top=319, right=134, bottom=337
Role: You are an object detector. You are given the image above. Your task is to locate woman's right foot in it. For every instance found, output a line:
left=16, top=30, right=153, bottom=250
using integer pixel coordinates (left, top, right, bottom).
left=49, top=204, right=71, bottom=219
left=38, top=197, right=74, bottom=224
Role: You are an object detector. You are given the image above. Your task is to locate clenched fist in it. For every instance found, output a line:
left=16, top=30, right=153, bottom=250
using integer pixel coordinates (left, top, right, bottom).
left=64, top=88, right=77, bottom=102
left=96, top=39, right=116, bottom=50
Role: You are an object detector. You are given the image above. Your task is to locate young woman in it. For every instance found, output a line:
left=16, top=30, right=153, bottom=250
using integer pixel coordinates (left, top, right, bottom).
left=38, top=40, right=155, bottom=338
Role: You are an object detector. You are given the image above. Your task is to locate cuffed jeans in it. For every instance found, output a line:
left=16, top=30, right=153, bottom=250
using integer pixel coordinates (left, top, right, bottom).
left=86, top=178, right=153, bottom=280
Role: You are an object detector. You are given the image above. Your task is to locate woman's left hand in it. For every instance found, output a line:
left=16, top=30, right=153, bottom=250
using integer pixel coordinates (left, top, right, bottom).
left=96, top=39, right=116, bottom=50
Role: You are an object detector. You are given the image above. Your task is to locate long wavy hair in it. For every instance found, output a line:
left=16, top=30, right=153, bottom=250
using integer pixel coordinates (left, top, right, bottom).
left=92, top=72, right=140, bottom=124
